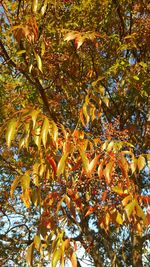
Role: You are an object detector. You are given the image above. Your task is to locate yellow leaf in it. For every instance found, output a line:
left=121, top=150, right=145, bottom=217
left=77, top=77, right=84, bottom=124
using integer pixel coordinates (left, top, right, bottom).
left=136, top=203, right=147, bottom=224
left=124, top=200, right=136, bottom=219
left=52, top=249, right=62, bottom=267
left=112, top=186, right=124, bottom=195
left=25, top=243, right=34, bottom=266
left=10, top=176, right=20, bottom=197
left=80, top=151, right=89, bottom=173
left=87, top=155, right=100, bottom=176
left=35, top=53, right=43, bottom=72
left=30, top=110, right=39, bottom=129
left=104, top=161, right=114, bottom=184
left=21, top=174, right=30, bottom=191
left=41, top=117, right=49, bottom=147
left=57, top=153, right=68, bottom=177
left=32, top=0, right=38, bottom=13
left=34, top=235, right=41, bottom=251
left=122, top=195, right=132, bottom=206
left=64, top=31, right=78, bottom=42
left=137, top=155, right=146, bottom=171
left=116, top=212, right=123, bottom=225
left=5, top=119, right=18, bottom=148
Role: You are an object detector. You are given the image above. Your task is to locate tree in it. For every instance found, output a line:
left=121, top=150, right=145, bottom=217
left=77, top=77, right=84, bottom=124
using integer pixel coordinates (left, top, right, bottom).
left=0, top=0, right=150, bottom=266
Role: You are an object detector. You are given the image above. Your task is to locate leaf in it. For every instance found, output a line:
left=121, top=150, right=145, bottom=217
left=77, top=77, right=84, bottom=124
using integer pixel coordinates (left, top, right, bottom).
left=47, top=156, right=57, bottom=177
left=75, top=36, right=85, bottom=49
left=64, top=31, right=78, bottom=42
left=21, top=174, right=30, bottom=191
left=30, top=110, right=39, bottom=129
left=32, top=163, right=39, bottom=186
left=25, top=243, right=34, bottom=267
left=107, top=141, right=114, bottom=152
left=57, top=153, right=68, bottom=177
left=87, top=155, right=100, bottom=176
left=16, top=50, right=26, bottom=55
left=85, top=207, right=95, bottom=217
left=137, top=155, right=146, bottom=171
left=10, top=176, right=20, bottom=197
left=112, top=186, right=124, bottom=195
left=122, top=195, right=132, bottom=206
left=41, top=0, right=48, bottom=16
left=32, top=0, right=38, bottom=14
left=130, top=158, right=137, bottom=174
left=104, top=161, right=114, bottom=184
left=124, top=200, right=136, bottom=219
left=34, top=235, right=41, bottom=251
left=33, top=127, right=41, bottom=149
left=135, top=203, right=147, bottom=224
left=116, top=212, right=123, bottom=225
left=51, top=121, right=58, bottom=144
left=52, top=249, right=62, bottom=267
left=41, top=117, right=49, bottom=147
left=5, top=119, right=18, bottom=148
left=71, top=252, right=77, bottom=267
left=35, top=53, right=43, bottom=72
left=98, top=162, right=103, bottom=179
left=80, top=151, right=89, bottom=173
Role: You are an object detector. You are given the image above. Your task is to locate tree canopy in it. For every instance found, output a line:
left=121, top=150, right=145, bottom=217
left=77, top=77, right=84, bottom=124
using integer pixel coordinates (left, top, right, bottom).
left=0, top=0, right=150, bottom=266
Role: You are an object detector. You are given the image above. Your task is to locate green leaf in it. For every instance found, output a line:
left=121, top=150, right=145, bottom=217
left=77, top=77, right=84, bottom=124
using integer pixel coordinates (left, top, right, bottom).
left=5, top=119, right=18, bottom=148
left=41, top=117, right=49, bottom=147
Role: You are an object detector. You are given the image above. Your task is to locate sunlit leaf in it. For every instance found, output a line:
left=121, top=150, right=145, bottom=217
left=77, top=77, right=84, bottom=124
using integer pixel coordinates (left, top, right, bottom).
left=137, top=155, right=146, bottom=171
left=21, top=173, right=30, bottom=191
left=135, top=202, right=147, bottom=224
left=57, top=153, right=68, bottom=177
left=34, top=235, right=41, bottom=251
left=122, top=195, right=132, bottom=206
left=41, top=117, right=49, bottom=147
left=5, top=119, right=18, bottom=148
left=104, top=161, right=114, bottom=184
left=52, top=249, right=62, bottom=267
left=30, top=110, right=39, bottom=129
left=32, top=0, right=38, bottom=13
left=35, top=53, right=43, bottom=72
left=71, top=252, right=77, bottom=267
left=116, top=212, right=123, bottom=225
left=124, top=200, right=136, bottom=219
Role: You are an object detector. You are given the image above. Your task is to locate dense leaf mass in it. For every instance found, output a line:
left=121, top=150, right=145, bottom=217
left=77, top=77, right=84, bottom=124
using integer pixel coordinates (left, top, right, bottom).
left=0, top=1, right=150, bottom=266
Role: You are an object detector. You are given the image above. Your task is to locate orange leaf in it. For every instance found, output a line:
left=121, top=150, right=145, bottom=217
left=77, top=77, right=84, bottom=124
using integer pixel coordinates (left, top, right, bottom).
left=71, top=253, right=77, bottom=267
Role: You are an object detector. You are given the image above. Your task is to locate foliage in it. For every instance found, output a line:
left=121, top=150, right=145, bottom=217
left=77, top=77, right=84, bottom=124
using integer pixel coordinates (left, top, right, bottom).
left=0, top=0, right=150, bottom=266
